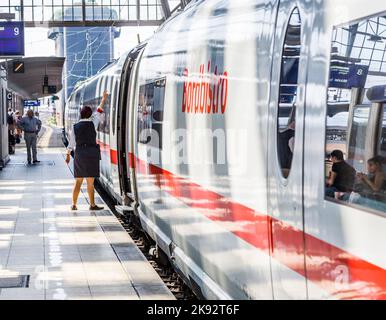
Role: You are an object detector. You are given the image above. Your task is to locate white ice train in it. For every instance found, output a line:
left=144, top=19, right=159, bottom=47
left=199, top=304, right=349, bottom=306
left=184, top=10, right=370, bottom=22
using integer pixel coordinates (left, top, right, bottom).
left=64, top=0, right=386, bottom=299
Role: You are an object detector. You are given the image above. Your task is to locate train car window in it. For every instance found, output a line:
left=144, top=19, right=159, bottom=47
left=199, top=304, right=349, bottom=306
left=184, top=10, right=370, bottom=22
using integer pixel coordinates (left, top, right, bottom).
left=96, top=78, right=111, bottom=135
left=98, top=94, right=111, bottom=134
left=111, top=79, right=118, bottom=135
left=137, top=78, right=166, bottom=149
left=74, top=91, right=81, bottom=121
left=325, top=15, right=386, bottom=215
left=277, top=8, right=301, bottom=179
left=80, top=78, right=110, bottom=135
left=83, top=79, right=97, bottom=108
left=67, top=97, right=71, bottom=123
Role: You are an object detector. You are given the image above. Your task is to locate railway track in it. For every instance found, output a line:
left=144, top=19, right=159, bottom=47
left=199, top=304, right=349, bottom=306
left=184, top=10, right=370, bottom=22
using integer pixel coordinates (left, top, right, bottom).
left=95, top=183, right=197, bottom=300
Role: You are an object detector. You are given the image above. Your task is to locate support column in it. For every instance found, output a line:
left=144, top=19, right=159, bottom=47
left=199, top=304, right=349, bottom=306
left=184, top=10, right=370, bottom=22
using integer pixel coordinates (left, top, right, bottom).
left=160, top=0, right=171, bottom=19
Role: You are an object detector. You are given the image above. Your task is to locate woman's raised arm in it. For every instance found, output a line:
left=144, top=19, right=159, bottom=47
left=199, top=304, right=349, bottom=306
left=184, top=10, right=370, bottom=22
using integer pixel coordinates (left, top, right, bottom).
left=97, top=90, right=109, bottom=113
left=92, top=90, right=109, bottom=129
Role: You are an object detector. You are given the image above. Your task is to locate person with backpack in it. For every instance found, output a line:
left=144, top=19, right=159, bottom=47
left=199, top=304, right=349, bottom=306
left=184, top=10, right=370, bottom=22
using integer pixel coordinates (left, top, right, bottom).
left=7, top=108, right=16, bottom=154
left=14, top=110, right=22, bottom=144
left=7, top=108, right=15, bottom=133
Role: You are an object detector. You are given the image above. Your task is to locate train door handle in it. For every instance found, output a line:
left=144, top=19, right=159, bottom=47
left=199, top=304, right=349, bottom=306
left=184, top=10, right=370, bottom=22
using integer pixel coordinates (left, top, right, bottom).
left=268, top=217, right=274, bottom=254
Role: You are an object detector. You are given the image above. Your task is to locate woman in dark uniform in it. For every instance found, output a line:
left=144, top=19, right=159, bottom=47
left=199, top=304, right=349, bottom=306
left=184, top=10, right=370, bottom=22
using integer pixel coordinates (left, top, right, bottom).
left=65, top=90, right=109, bottom=210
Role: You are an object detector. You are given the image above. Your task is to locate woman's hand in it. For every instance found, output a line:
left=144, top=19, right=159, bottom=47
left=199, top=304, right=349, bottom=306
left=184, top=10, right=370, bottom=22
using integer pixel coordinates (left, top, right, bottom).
left=357, top=172, right=365, bottom=180
left=101, top=90, right=109, bottom=106
left=98, top=90, right=109, bottom=112
left=65, top=153, right=71, bottom=164
left=102, top=90, right=109, bottom=101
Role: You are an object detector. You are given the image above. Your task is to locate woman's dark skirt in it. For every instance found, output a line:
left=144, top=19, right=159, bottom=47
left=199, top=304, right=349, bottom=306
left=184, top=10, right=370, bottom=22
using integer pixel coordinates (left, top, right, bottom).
left=74, top=145, right=100, bottom=178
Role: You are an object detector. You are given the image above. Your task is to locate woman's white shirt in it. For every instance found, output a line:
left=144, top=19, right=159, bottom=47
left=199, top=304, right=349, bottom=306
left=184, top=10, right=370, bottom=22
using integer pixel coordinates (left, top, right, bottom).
left=67, top=112, right=102, bottom=152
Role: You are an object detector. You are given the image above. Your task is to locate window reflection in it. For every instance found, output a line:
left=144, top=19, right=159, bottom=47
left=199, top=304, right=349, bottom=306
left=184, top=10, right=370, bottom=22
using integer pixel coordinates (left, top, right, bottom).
left=277, top=7, right=301, bottom=178
left=325, top=15, right=386, bottom=215
left=137, top=78, right=166, bottom=149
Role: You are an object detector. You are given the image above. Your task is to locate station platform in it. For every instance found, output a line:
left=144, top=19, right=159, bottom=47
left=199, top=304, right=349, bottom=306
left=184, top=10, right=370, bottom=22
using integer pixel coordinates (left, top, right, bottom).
left=0, top=126, right=175, bottom=300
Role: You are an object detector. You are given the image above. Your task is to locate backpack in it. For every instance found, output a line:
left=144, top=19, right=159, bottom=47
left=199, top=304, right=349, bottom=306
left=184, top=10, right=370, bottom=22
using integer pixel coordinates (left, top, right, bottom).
left=7, top=114, right=14, bottom=125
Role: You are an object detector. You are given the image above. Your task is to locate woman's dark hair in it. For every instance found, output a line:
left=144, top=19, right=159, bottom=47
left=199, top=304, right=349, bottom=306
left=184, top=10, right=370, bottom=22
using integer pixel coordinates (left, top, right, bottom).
left=368, top=156, right=384, bottom=167
left=80, top=106, right=93, bottom=119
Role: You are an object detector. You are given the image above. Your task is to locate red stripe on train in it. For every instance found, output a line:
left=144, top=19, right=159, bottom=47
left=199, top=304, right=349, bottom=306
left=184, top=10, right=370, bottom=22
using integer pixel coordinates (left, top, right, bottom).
left=97, top=140, right=118, bottom=165
left=128, top=152, right=386, bottom=299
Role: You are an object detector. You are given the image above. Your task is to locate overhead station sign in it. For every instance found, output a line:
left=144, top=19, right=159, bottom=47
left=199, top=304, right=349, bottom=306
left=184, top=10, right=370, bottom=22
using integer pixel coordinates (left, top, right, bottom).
left=329, top=63, right=369, bottom=89
left=0, top=22, right=25, bottom=57
left=24, top=100, right=40, bottom=108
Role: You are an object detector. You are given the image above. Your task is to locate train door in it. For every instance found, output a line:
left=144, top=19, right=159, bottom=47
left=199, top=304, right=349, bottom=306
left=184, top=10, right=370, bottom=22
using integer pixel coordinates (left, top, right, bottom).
left=117, top=46, right=145, bottom=204
left=127, top=47, right=146, bottom=210
left=110, top=74, right=121, bottom=197
left=96, top=75, right=113, bottom=189
left=267, top=2, right=310, bottom=299
left=117, top=57, right=133, bottom=202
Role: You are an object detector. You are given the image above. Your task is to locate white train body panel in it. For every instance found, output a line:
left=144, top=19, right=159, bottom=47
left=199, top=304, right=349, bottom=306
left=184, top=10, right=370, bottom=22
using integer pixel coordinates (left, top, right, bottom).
left=133, top=0, right=275, bottom=300
left=64, top=0, right=386, bottom=299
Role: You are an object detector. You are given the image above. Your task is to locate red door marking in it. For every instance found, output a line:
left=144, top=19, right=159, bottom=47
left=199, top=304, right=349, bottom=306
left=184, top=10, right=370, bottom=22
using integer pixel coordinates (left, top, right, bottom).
left=97, top=139, right=118, bottom=165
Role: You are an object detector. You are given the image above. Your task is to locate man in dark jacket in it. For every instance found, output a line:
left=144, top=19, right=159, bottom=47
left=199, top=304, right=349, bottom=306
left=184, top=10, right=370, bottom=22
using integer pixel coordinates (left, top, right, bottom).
left=326, top=149, right=356, bottom=198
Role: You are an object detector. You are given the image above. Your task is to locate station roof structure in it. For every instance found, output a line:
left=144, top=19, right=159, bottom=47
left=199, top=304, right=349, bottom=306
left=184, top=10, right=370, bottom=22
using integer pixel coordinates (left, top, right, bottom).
left=332, top=17, right=386, bottom=76
left=327, top=16, right=386, bottom=114
left=1, top=57, right=65, bottom=99
left=0, top=0, right=192, bottom=28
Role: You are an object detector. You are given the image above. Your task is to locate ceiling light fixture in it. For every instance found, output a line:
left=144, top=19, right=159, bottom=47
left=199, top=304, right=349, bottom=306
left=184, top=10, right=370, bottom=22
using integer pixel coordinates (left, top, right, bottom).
left=368, top=34, right=383, bottom=42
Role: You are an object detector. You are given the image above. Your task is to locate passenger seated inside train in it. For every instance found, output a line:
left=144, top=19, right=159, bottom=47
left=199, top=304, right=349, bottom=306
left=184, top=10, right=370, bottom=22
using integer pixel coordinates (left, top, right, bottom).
left=345, top=156, right=386, bottom=211
left=325, top=149, right=356, bottom=199
left=356, top=156, right=386, bottom=193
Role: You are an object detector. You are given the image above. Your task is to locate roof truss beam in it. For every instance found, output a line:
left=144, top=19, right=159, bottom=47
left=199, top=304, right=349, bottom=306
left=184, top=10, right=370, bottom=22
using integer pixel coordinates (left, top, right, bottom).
left=0, top=0, right=194, bottom=27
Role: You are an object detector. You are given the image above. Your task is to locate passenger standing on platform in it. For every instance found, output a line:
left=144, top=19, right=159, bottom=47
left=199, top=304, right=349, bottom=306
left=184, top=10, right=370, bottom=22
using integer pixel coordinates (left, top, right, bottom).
left=7, top=108, right=16, bottom=155
left=14, top=111, right=22, bottom=143
left=7, top=108, right=15, bottom=133
left=65, top=90, right=109, bottom=211
left=18, top=109, right=42, bottom=164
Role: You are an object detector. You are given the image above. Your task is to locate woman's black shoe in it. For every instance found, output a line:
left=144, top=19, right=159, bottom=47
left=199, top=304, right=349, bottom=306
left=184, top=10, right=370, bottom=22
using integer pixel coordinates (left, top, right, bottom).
left=89, top=205, right=104, bottom=211
left=70, top=205, right=77, bottom=211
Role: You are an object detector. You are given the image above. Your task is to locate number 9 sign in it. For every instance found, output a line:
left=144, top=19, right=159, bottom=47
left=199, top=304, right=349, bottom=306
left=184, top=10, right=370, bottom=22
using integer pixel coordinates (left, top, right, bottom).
left=0, top=22, right=25, bottom=56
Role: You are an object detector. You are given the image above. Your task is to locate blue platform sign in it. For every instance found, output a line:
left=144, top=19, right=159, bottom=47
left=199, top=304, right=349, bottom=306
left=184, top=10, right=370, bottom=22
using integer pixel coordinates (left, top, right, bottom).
left=24, top=100, right=40, bottom=108
left=329, top=64, right=369, bottom=89
left=0, top=22, right=25, bottom=57
left=348, top=65, right=369, bottom=88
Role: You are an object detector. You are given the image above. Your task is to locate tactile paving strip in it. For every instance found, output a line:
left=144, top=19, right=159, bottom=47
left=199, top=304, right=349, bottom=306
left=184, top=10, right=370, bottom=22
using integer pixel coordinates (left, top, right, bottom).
left=0, top=275, right=30, bottom=288
left=7, top=161, right=55, bottom=166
